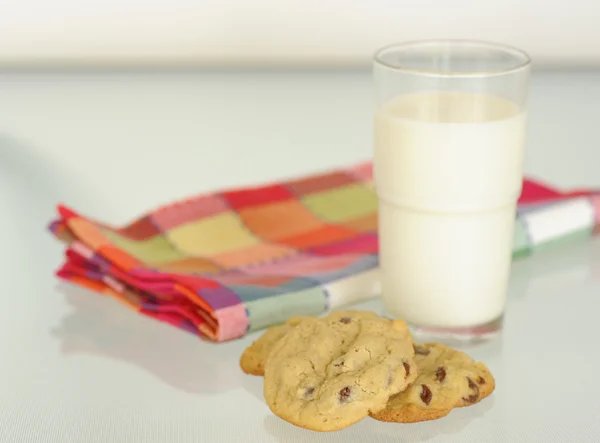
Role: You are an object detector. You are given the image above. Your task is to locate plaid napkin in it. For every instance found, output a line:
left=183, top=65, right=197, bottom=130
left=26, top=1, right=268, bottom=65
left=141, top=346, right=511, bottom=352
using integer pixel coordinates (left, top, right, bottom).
left=49, top=162, right=600, bottom=342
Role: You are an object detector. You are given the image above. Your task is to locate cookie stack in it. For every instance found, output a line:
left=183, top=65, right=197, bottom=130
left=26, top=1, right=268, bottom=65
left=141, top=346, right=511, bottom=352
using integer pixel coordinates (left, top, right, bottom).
left=240, top=311, right=495, bottom=432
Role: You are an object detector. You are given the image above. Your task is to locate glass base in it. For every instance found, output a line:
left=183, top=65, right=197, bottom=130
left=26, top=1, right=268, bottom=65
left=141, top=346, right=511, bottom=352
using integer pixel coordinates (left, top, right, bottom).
left=407, top=315, right=503, bottom=346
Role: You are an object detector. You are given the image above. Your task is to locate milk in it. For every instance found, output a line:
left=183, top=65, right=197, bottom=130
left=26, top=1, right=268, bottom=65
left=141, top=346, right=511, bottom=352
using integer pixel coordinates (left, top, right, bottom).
left=374, top=92, right=526, bottom=328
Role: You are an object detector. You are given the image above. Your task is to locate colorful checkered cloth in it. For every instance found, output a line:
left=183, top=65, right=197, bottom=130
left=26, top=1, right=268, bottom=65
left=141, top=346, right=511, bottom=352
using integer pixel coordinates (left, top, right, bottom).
left=49, top=162, right=600, bottom=342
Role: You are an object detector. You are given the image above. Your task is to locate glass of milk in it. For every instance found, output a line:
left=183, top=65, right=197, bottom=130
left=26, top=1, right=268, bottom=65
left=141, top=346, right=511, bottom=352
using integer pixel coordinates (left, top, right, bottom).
left=373, top=40, right=531, bottom=342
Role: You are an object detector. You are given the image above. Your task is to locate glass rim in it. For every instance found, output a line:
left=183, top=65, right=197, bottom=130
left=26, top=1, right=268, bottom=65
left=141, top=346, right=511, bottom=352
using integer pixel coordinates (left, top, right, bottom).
left=373, top=39, right=532, bottom=78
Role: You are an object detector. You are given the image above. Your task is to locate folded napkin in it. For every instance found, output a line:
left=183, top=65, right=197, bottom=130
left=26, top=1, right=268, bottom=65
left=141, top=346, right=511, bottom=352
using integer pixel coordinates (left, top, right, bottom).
left=49, top=162, right=600, bottom=342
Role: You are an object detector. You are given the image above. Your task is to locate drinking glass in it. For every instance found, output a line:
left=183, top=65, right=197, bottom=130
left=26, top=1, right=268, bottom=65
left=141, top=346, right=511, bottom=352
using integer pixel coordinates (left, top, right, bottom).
left=373, top=40, right=531, bottom=341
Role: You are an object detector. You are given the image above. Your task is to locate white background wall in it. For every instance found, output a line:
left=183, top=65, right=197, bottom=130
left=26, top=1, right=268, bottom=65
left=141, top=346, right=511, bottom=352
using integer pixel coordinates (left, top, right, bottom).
left=1, top=0, right=599, bottom=67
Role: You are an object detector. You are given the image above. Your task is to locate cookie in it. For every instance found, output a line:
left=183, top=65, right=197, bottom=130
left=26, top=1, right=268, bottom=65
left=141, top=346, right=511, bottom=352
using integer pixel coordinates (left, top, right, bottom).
left=370, top=343, right=495, bottom=423
left=263, top=311, right=417, bottom=432
left=240, top=316, right=308, bottom=376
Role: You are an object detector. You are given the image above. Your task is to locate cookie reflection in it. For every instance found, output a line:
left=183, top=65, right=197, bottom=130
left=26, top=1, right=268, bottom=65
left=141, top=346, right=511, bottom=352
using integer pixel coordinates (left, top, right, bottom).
left=263, top=395, right=495, bottom=443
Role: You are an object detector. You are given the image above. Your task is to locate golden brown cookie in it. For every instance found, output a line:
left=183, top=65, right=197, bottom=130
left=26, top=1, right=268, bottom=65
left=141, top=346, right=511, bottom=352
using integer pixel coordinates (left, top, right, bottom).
left=370, top=343, right=495, bottom=423
left=263, top=311, right=417, bottom=432
left=239, top=316, right=308, bottom=376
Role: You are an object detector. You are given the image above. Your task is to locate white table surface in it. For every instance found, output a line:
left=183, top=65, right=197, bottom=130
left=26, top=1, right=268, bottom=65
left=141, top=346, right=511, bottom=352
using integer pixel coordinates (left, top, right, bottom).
left=1, top=69, right=599, bottom=442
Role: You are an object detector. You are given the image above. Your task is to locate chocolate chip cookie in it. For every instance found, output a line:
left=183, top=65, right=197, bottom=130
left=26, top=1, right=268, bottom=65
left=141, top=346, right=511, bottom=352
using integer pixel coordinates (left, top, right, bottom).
left=240, top=316, right=309, bottom=376
left=262, top=311, right=417, bottom=432
left=370, top=343, right=495, bottom=423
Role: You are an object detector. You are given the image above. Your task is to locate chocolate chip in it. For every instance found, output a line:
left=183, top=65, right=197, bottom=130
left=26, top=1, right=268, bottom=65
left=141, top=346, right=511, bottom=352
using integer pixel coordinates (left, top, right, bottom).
left=413, top=344, right=430, bottom=356
left=463, top=394, right=478, bottom=403
left=339, top=317, right=351, bottom=324
left=334, top=360, right=344, bottom=368
left=435, top=367, right=446, bottom=382
left=420, top=385, right=432, bottom=405
left=477, top=376, right=486, bottom=385
left=339, top=386, right=352, bottom=403
left=304, top=387, right=315, bottom=399
left=462, top=377, right=480, bottom=404
left=403, top=362, right=410, bottom=376
left=386, top=373, right=394, bottom=387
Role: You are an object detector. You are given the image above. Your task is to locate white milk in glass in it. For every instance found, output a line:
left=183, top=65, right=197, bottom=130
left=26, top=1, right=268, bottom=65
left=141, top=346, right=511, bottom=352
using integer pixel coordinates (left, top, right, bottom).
left=374, top=91, right=526, bottom=328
